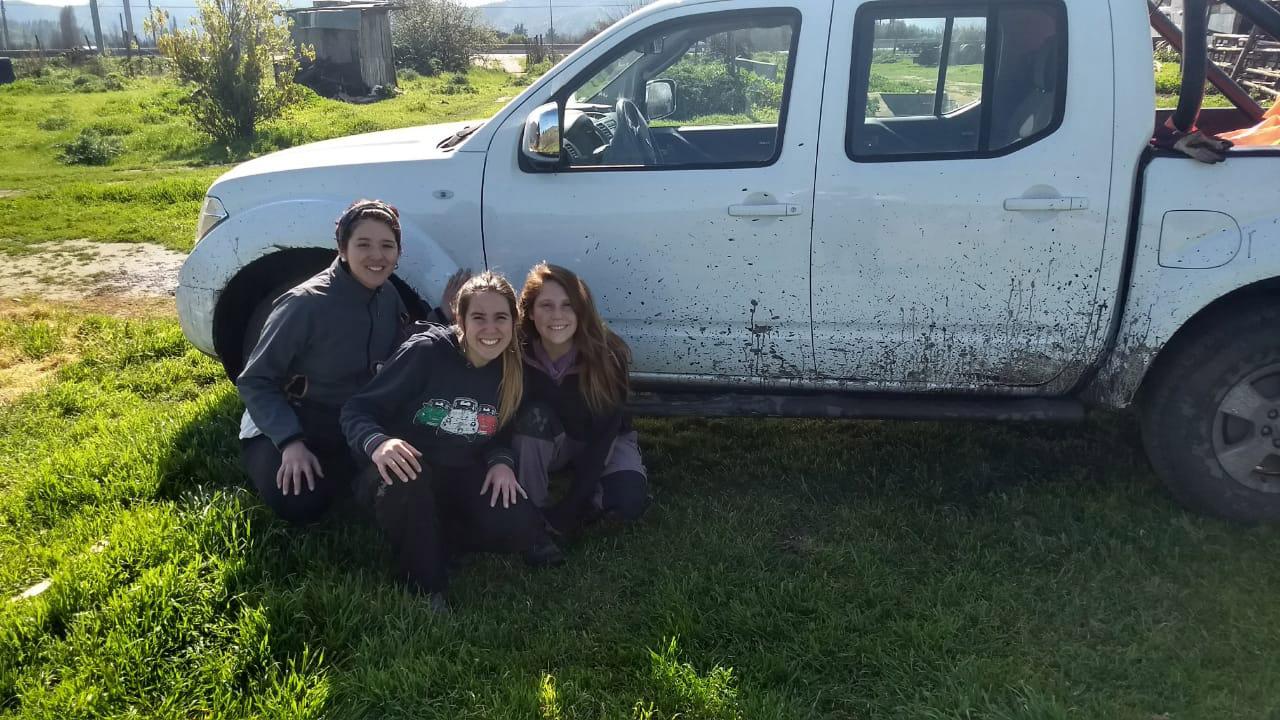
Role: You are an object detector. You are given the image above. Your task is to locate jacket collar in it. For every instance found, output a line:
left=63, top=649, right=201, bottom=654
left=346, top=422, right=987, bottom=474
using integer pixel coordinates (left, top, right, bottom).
left=327, top=256, right=384, bottom=301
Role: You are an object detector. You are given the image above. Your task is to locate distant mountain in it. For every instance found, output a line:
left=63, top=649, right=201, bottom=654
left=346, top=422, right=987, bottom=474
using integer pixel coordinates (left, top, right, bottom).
left=471, top=0, right=636, bottom=39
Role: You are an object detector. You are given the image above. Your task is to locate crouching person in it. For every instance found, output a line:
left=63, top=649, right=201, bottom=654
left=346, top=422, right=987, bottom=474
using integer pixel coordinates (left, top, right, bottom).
left=341, top=272, right=563, bottom=612
left=513, top=263, right=649, bottom=538
left=237, top=199, right=414, bottom=524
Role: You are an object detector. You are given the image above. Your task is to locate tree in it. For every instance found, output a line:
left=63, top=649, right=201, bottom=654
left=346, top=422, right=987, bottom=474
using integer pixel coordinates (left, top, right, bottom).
left=511, top=22, right=526, bottom=37
left=392, top=0, right=495, bottom=75
left=58, top=6, right=81, bottom=49
left=150, top=0, right=311, bottom=143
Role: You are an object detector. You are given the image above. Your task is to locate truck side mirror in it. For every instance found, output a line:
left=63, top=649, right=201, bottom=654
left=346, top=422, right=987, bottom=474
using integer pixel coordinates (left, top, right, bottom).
left=521, top=102, right=562, bottom=170
left=645, top=79, right=676, bottom=120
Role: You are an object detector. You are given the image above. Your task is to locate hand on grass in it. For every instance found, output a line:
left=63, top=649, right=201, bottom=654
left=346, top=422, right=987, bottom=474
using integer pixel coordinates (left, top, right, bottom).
left=278, top=440, right=323, bottom=496
left=480, top=464, right=527, bottom=508
left=372, top=437, right=423, bottom=484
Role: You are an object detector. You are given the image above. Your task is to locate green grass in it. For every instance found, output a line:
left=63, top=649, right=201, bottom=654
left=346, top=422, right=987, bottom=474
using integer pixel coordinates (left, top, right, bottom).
left=0, top=65, right=523, bottom=254
left=2, top=307, right=1280, bottom=718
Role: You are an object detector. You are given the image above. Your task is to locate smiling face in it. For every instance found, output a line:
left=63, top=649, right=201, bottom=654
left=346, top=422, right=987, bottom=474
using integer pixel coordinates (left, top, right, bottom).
left=340, top=219, right=400, bottom=290
left=531, top=280, right=578, bottom=357
left=460, top=290, right=514, bottom=366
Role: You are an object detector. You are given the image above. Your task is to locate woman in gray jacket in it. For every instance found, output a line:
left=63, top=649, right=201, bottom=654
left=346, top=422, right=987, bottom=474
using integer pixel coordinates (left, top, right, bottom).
left=237, top=199, right=456, bottom=523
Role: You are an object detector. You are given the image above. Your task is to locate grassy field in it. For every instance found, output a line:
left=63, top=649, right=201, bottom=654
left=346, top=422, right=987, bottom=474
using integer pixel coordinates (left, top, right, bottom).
left=2, top=304, right=1280, bottom=718
left=3, top=55, right=1280, bottom=719
left=0, top=62, right=522, bottom=254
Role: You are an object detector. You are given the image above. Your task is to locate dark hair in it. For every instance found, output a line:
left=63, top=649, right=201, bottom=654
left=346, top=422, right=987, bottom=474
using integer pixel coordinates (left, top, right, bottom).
left=335, top=199, right=401, bottom=251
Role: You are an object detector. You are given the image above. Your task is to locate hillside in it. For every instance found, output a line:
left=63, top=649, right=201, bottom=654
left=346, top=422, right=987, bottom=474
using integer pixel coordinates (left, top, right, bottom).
left=472, top=0, right=635, bottom=38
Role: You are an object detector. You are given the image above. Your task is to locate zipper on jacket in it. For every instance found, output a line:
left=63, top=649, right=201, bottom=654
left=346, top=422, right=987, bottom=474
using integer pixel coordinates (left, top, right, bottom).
left=366, top=289, right=379, bottom=374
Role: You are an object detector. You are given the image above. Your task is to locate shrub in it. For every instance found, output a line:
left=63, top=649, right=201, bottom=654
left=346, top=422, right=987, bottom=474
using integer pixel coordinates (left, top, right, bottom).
left=392, top=0, right=496, bottom=75
left=58, top=128, right=125, bottom=165
left=661, top=58, right=784, bottom=122
left=86, top=118, right=137, bottom=136
left=439, top=71, right=477, bottom=94
left=1154, top=61, right=1182, bottom=95
left=397, top=68, right=422, bottom=83
left=151, top=0, right=312, bottom=143
left=38, top=115, right=73, bottom=131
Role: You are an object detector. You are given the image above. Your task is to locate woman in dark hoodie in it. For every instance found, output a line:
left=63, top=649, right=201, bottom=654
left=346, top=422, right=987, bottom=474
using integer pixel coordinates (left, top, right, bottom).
left=513, top=262, right=649, bottom=537
left=341, top=271, right=562, bottom=611
left=237, top=199, right=456, bottom=524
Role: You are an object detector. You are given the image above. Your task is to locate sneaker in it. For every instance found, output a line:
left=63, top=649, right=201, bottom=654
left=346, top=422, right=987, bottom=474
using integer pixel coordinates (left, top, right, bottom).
left=523, top=537, right=565, bottom=567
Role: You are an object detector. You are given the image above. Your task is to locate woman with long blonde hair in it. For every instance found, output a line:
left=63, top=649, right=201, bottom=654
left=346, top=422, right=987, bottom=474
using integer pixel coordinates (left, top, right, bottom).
left=514, top=262, right=649, bottom=536
left=341, top=271, right=562, bottom=611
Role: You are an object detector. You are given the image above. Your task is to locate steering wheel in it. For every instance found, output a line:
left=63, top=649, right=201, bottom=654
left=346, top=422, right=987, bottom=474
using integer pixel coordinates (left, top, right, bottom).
left=606, top=97, right=659, bottom=166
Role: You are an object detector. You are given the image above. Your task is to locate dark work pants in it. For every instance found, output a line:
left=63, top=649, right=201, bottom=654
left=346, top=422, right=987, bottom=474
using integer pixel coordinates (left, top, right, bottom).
left=241, top=408, right=355, bottom=524
left=357, top=462, right=545, bottom=594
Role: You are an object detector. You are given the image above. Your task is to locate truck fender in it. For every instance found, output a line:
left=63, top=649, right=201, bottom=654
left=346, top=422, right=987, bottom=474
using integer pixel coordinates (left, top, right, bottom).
left=1085, top=208, right=1280, bottom=407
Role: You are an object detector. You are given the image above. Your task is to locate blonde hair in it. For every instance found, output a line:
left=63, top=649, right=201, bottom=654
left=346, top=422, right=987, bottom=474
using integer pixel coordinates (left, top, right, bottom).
left=453, top=271, right=524, bottom=429
left=518, top=262, right=631, bottom=417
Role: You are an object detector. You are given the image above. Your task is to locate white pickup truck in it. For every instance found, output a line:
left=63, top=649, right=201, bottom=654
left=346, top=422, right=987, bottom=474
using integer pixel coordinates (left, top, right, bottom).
left=178, top=0, right=1280, bottom=521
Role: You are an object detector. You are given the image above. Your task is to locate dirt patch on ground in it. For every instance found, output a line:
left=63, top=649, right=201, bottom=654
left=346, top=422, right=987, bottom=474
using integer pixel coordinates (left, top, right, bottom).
left=0, top=240, right=186, bottom=304
left=0, top=190, right=24, bottom=200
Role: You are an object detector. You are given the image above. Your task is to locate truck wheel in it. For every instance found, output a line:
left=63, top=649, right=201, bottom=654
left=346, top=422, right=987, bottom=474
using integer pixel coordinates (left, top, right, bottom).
left=1140, top=302, right=1280, bottom=522
left=240, top=277, right=306, bottom=366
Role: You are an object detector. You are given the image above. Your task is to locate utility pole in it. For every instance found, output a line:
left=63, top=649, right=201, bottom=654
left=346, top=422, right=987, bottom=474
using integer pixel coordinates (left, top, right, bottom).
left=117, top=13, right=124, bottom=49
left=146, top=0, right=156, bottom=46
left=547, top=0, right=554, bottom=40
left=88, top=0, right=105, bottom=54
left=0, top=0, right=10, bottom=53
left=121, top=0, right=134, bottom=49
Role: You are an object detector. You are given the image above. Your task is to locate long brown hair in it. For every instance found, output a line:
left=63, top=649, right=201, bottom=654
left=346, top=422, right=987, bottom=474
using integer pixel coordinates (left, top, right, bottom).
left=518, top=262, right=632, bottom=417
left=453, top=271, right=523, bottom=429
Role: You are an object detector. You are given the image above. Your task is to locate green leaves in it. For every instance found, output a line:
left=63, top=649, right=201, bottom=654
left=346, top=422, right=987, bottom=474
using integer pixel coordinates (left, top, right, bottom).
left=153, top=0, right=308, bottom=143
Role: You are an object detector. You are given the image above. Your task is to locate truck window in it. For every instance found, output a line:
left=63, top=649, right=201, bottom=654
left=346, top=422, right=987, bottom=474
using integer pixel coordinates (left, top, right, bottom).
left=557, top=9, right=800, bottom=170
left=847, top=1, right=1066, bottom=161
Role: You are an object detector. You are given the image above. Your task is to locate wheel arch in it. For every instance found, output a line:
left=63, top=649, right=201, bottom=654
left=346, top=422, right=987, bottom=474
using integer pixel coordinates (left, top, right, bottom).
left=212, top=248, right=432, bottom=380
left=1134, top=276, right=1280, bottom=406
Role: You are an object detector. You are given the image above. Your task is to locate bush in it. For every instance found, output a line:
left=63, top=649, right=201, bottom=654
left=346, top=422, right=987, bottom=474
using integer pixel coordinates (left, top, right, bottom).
left=661, top=58, right=784, bottom=122
left=58, top=128, right=125, bottom=165
left=1154, top=61, right=1182, bottom=95
left=151, top=0, right=312, bottom=143
left=439, top=71, right=477, bottom=94
left=38, top=115, right=73, bottom=131
left=397, top=68, right=422, bottom=83
left=393, top=0, right=496, bottom=75
left=86, top=118, right=137, bottom=136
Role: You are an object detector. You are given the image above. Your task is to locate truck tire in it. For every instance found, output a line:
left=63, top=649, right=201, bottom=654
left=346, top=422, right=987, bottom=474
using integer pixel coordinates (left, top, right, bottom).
left=240, top=277, right=307, bottom=366
left=1139, top=301, right=1280, bottom=522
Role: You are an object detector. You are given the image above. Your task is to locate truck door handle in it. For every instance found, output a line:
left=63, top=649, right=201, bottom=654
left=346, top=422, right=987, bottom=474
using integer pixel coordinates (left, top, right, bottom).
left=729, top=203, right=802, bottom=217
left=1004, top=197, right=1089, bottom=212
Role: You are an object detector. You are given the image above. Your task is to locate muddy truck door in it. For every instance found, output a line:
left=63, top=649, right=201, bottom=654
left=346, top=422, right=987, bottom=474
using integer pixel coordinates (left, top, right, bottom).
left=811, top=0, right=1118, bottom=390
left=480, top=1, right=828, bottom=381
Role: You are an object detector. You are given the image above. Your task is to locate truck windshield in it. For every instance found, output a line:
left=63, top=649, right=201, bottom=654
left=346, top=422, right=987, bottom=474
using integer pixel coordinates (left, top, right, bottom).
left=573, top=49, right=645, bottom=105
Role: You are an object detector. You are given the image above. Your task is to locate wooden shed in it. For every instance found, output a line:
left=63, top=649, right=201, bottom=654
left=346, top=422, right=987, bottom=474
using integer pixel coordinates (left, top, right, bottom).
left=286, top=0, right=401, bottom=97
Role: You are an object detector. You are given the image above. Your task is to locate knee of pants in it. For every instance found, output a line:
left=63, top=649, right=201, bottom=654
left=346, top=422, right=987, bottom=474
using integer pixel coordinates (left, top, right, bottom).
left=513, top=400, right=562, bottom=441
left=264, top=487, right=334, bottom=525
left=373, top=472, right=436, bottom=531
left=469, top=501, right=543, bottom=551
left=600, top=470, right=649, bottom=522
